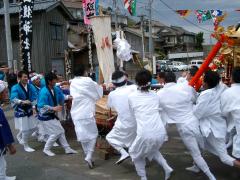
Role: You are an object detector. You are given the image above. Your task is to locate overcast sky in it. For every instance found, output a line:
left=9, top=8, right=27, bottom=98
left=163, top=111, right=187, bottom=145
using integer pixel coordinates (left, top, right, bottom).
left=100, top=0, right=240, bottom=44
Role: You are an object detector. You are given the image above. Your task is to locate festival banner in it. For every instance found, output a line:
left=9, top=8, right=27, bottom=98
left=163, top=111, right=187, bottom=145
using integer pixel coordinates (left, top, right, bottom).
left=20, top=0, right=34, bottom=72
left=195, top=10, right=212, bottom=23
left=174, top=9, right=240, bottom=26
left=90, top=16, right=115, bottom=83
left=211, top=10, right=223, bottom=17
left=82, top=0, right=99, bottom=25
left=176, top=10, right=191, bottom=17
left=124, top=0, right=137, bottom=16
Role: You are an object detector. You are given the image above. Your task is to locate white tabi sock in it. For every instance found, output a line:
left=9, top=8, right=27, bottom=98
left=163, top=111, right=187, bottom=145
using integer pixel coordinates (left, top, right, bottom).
left=43, top=135, right=58, bottom=156
left=23, top=144, right=35, bottom=153
left=193, top=156, right=216, bottom=180
left=186, top=164, right=200, bottom=173
left=153, top=151, right=173, bottom=180
left=43, top=149, right=56, bottom=157
left=204, top=170, right=216, bottom=180
left=22, top=131, right=35, bottom=152
left=115, top=149, right=130, bottom=165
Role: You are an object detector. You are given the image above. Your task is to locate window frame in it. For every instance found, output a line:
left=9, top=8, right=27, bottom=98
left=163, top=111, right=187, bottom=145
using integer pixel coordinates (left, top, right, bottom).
left=50, top=23, right=63, bottom=41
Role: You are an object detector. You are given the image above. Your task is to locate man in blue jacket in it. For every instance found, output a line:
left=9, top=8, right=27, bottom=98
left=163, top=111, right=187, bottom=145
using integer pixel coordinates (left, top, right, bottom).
left=38, top=72, right=77, bottom=156
left=10, top=71, right=37, bottom=152
left=0, top=81, right=16, bottom=180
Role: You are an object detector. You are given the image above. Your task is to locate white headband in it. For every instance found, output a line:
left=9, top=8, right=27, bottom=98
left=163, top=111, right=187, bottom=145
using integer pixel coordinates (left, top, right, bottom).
left=0, top=81, right=7, bottom=93
left=138, top=82, right=151, bottom=88
left=31, top=74, right=40, bottom=82
left=112, top=75, right=126, bottom=84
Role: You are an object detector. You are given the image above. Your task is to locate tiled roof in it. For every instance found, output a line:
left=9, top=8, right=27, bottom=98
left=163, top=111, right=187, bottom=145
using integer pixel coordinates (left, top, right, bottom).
left=0, top=0, right=73, bottom=19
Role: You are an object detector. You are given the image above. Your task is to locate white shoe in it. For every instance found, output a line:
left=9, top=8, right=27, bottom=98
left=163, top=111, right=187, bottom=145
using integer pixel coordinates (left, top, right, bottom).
left=53, top=142, right=59, bottom=147
left=85, top=157, right=94, bottom=169
left=186, top=165, right=200, bottom=173
left=24, top=145, right=35, bottom=153
left=43, top=149, right=56, bottom=157
left=141, top=176, right=147, bottom=180
left=165, top=168, right=173, bottom=180
left=65, top=147, right=78, bottom=154
left=5, top=176, right=16, bottom=180
left=115, top=152, right=130, bottom=165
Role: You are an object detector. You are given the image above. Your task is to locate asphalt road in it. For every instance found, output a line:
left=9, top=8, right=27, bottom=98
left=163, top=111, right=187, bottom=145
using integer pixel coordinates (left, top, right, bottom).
left=3, top=107, right=240, bottom=180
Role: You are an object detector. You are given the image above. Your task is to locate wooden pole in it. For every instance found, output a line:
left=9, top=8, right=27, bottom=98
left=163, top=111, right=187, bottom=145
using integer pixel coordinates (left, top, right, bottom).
left=3, top=0, right=13, bottom=70
left=189, top=40, right=223, bottom=87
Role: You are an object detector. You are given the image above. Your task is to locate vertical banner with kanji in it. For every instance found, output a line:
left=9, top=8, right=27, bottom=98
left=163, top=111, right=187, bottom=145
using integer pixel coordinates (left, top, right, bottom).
left=82, top=0, right=99, bottom=25
left=20, top=0, right=34, bottom=73
left=91, top=16, right=115, bottom=83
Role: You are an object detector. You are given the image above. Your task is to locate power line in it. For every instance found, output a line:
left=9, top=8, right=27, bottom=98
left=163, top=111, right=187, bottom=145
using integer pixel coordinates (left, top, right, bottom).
left=116, top=0, right=214, bottom=33
left=151, top=7, right=212, bottom=34
left=157, top=0, right=214, bottom=33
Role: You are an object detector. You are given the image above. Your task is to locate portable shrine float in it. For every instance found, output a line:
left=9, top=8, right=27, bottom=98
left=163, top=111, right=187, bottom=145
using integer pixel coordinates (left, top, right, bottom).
left=95, top=96, right=117, bottom=134
left=189, top=24, right=240, bottom=90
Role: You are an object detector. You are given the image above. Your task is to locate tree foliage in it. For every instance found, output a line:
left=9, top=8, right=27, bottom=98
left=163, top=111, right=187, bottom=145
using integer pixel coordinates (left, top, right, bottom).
left=196, top=32, right=204, bottom=50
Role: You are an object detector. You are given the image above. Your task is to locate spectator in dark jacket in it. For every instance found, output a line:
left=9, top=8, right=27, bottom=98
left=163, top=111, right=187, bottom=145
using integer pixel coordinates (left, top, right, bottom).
left=0, top=80, right=16, bottom=180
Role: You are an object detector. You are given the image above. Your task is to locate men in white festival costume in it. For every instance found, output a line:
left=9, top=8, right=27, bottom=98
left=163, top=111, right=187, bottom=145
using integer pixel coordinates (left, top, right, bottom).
left=193, top=70, right=240, bottom=170
left=70, top=65, right=103, bottom=169
left=157, top=72, right=216, bottom=180
left=10, top=71, right=37, bottom=152
left=37, top=72, right=77, bottom=157
left=221, top=67, right=240, bottom=159
left=106, top=70, right=137, bottom=164
left=128, top=69, right=173, bottom=180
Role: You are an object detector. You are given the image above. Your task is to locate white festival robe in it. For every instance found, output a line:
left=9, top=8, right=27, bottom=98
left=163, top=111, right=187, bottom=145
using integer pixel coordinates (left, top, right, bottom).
left=193, top=84, right=236, bottom=166
left=194, top=83, right=228, bottom=140
left=157, top=83, right=199, bottom=133
left=157, top=83, right=219, bottom=177
left=70, top=77, right=103, bottom=142
left=221, top=83, right=240, bottom=158
left=128, top=90, right=167, bottom=161
left=106, top=85, right=137, bottom=149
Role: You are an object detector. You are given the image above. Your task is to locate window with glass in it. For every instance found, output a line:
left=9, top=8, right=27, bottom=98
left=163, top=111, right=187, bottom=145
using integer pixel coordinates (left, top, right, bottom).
left=50, top=23, right=63, bottom=40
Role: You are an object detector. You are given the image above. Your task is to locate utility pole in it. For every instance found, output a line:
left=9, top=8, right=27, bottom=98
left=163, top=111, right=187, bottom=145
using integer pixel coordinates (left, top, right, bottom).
left=148, top=0, right=153, bottom=60
left=138, top=15, right=146, bottom=60
left=3, top=0, right=13, bottom=70
left=113, top=0, right=118, bottom=30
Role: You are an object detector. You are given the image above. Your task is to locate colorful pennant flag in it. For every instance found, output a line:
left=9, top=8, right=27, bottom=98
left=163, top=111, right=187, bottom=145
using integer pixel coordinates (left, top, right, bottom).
left=124, top=0, right=137, bottom=16
left=211, top=10, right=223, bottom=17
left=176, top=10, right=191, bottom=17
left=195, top=10, right=212, bottom=23
left=82, top=0, right=99, bottom=25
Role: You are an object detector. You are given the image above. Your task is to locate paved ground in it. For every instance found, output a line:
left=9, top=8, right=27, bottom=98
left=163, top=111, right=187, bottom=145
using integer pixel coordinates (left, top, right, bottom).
left=3, top=107, right=240, bottom=180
